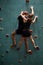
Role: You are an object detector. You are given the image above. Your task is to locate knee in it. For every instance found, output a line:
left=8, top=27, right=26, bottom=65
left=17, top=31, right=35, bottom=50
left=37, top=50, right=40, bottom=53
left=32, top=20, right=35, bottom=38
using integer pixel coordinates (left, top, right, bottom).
left=22, top=37, right=26, bottom=40
left=11, top=31, right=16, bottom=36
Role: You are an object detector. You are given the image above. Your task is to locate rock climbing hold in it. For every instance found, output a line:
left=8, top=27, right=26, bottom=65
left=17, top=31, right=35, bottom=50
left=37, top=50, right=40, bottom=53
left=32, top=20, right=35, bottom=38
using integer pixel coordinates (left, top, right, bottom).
left=24, top=55, right=27, bottom=58
left=6, top=34, right=9, bottom=37
left=0, top=38, right=2, bottom=39
left=1, top=54, right=4, bottom=57
left=6, top=49, right=9, bottom=53
left=26, top=0, right=29, bottom=2
left=34, top=35, right=38, bottom=38
left=34, top=46, right=40, bottom=50
left=26, top=50, right=32, bottom=55
left=18, top=59, right=22, bottom=63
left=0, top=27, right=4, bottom=31
left=0, top=18, right=3, bottom=21
left=0, top=8, right=1, bottom=11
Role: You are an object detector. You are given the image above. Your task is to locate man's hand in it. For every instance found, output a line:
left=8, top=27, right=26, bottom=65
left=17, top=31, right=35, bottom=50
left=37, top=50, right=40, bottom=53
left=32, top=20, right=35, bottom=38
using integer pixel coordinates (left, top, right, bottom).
left=30, top=6, right=34, bottom=16
left=30, top=6, right=34, bottom=10
left=35, top=16, right=38, bottom=19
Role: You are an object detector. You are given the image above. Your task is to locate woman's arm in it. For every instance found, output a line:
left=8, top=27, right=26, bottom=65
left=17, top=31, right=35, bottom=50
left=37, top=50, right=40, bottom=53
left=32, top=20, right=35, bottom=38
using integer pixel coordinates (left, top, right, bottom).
left=20, top=11, right=28, bottom=21
left=32, top=16, right=38, bottom=23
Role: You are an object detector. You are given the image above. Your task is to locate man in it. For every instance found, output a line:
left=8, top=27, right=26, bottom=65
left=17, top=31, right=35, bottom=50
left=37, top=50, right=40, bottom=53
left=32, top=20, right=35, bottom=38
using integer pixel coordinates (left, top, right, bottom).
left=17, top=11, right=39, bottom=53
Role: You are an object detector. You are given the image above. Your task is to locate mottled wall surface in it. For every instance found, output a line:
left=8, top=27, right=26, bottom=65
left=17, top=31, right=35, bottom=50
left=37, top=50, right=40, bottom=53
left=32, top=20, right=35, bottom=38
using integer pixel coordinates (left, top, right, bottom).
left=0, top=0, right=43, bottom=65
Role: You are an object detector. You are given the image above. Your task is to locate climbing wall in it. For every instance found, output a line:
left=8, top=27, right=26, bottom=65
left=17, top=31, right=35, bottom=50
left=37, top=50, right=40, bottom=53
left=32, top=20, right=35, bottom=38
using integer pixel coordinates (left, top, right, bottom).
left=0, top=0, right=43, bottom=65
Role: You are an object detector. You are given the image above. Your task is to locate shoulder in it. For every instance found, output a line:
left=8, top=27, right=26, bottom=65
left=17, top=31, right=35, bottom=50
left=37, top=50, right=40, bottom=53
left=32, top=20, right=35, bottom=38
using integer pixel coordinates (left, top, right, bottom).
left=18, top=15, right=23, bottom=20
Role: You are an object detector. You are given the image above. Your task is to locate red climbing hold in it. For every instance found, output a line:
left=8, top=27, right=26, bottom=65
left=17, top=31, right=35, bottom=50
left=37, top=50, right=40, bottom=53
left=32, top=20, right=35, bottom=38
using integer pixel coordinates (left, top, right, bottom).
left=34, top=35, right=38, bottom=38
left=26, top=0, right=29, bottom=2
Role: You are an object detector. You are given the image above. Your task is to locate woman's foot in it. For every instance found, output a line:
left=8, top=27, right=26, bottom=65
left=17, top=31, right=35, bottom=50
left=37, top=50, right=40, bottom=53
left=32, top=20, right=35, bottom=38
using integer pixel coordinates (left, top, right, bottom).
left=10, top=44, right=16, bottom=48
left=26, top=50, right=32, bottom=54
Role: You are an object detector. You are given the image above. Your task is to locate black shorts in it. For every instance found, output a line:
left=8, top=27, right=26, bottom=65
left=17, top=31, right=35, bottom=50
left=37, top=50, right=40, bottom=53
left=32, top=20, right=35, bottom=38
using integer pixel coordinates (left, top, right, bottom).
left=22, top=30, right=32, bottom=37
left=16, top=29, right=22, bottom=35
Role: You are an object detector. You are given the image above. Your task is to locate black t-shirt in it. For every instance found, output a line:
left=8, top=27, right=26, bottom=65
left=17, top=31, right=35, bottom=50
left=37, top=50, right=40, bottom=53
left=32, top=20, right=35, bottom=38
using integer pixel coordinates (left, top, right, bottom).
left=18, top=15, right=32, bottom=30
left=18, top=15, right=23, bottom=30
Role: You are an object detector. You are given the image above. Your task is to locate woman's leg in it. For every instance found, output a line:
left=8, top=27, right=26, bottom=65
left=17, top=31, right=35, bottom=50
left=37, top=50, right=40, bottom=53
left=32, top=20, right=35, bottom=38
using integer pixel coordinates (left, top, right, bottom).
left=24, top=37, right=32, bottom=54
left=11, top=31, right=16, bottom=48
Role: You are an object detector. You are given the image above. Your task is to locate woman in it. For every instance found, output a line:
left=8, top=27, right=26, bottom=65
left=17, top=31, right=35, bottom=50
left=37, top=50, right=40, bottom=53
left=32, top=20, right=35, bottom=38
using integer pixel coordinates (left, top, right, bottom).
left=11, top=6, right=39, bottom=53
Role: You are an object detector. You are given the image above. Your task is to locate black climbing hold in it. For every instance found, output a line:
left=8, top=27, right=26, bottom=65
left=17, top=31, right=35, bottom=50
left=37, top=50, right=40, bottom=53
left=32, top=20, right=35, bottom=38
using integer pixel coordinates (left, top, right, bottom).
left=18, top=59, right=22, bottom=63
left=34, top=46, right=40, bottom=50
left=0, top=8, right=1, bottom=11
left=1, top=61, right=4, bottom=64
left=6, top=34, right=9, bottom=37
left=0, top=18, right=3, bottom=21
left=1, top=54, right=4, bottom=57
left=0, top=27, right=4, bottom=31
left=6, top=49, right=9, bottom=53
left=10, top=64, right=13, bottom=65
left=16, top=47, right=20, bottom=51
left=26, top=50, right=32, bottom=55
left=24, top=55, right=27, bottom=58
left=41, top=26, right=43, bottom=28
left=34, top=35, right=38, bottom=38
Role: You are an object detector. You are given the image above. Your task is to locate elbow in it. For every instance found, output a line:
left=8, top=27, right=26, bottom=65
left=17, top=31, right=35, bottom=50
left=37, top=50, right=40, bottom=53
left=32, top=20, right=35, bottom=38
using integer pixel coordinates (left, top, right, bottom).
left=32, top=21, right=35, bottom=23
left=32, top=13, right=34, bottom=16
left=32, top=12, right=34, bottom=16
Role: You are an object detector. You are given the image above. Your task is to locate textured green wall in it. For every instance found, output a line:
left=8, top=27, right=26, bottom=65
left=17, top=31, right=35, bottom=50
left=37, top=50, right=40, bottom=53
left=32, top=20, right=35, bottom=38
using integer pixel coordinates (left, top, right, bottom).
left=0, top=0, right=43, bottom=65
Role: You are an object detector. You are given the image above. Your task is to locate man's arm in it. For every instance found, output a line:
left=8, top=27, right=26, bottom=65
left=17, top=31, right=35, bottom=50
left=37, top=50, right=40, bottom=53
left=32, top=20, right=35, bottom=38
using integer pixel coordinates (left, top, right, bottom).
left=29, top=6, right=34, bottom=17
left=32, top=16, right=38, bottom=23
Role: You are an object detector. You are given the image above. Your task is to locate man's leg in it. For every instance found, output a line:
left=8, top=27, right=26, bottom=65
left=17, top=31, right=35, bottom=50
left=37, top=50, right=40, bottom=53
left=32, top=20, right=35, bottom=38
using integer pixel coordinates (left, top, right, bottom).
left=17, top=37, right=29, bottom=51
left=16, top=37, right=24, bottom=50
left=11, top=31, right=16, bottom=48
left=24, top=37, right=28, bottom=51
left=24, top=37, right=32, bottom=54
left=29, top=35, right=35, bottom=46
left=29, top=35, right=39, bottom=49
